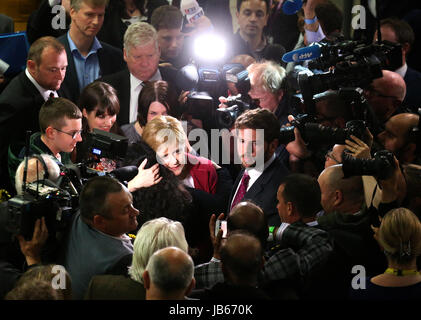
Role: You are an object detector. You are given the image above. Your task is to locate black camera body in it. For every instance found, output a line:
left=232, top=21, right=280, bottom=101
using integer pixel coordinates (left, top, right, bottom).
left=85, top=129, right=128, bottom=161
left=278, top=114, right=367, bottom=146
left=215, top=94, right=259, bottom=129
left=0, top=180, right=74, bottom=241
left=342, top=150, right=396, bottom=180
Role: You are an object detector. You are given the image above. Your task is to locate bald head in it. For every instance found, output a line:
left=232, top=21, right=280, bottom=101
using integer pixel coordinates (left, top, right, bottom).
left=378, top=113, right=419, bottom=163
left=220, top=231, right=263, bottom=285
left=366, top=70, right=406, bottom=123
left=228, top=201, right=268, bottom=247
left=318, top=164, right=364, bottom=214
left=144, top=246, right=194, bottom=298
left=373, top=70, right=406, bottom=102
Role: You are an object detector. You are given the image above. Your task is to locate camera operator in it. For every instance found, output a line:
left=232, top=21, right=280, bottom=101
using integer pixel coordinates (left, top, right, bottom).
left=8, top=97, right=82, bottom=191
left=374, top=18, right=421, bottom=112
left=219, top=60, right=293, bottom=127
left=14, top=154, right=61, bottom=196
left=364, top=70, right=408, bottom=125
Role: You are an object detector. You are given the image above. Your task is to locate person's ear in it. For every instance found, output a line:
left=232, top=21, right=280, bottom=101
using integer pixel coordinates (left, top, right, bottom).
left=402, top=142, right=417, bottom=159
left=92, top=214, right=106, bottom=229
left=333, top=190, right=343, bottom=207
left=185, top=277, right=196, bottom=296
left=401, top=42, right=411, bottom=60
left=123, top=48, right=128, bottom=63
left=44, top=126, right=55, bottom=139
left=142, top=270, right=150, bottom=290
left=287, top=201, right=293, bottom=216
left=27, top=60, right=37, bottom=74
left=82, top=108, right=88, bottom=118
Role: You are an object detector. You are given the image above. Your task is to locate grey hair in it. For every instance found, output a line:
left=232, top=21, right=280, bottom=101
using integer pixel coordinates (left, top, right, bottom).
left=15, top=154, right=61, bottom=195
left=128, top=217, right=188, bottom=283
left=247, top=60, right=286, bottom=94
left=123, top=22, right=158, bottom=55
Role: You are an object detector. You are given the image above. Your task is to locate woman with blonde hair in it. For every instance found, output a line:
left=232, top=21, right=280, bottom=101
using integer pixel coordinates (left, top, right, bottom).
left=350, top=207, right=421, bottom=300
left=142, top=115, right=218, bottom=193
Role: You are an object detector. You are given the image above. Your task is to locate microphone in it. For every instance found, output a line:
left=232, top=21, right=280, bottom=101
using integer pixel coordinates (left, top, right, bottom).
left=282, top=0, right=303, bottom=15
left=282, top=44, right=322, bottom=63
left=109, top=166, right=139, bottom=182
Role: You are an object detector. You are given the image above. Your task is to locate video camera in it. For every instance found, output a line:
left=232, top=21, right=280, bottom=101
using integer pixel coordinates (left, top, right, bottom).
left=215, top=94, right=259, bottom=129
left=177, top=62, right=254, bottom=128
left=0, top=180, right=74, bottom=241
left=63, top=129, right=137, bottom=191
left=278, top=114, right=368, bottom=146
left=284, top=39, right=402, bottom=115
left=84, top=128, right=128, bottom=162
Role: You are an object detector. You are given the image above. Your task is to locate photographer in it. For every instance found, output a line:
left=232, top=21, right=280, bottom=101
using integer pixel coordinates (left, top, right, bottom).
left=377, top=112, right=420, bottom=166
left=14, top=154, right=61, bottom=196
left=364, top=70, right=408, bottom=125
left=220, top=60, right=292, bottom=126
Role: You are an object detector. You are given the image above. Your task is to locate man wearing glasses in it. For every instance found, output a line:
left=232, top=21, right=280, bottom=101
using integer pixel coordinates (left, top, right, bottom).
left=364, top=70, right=408, bottom=124
left=8, top=97, right=82, bottom=188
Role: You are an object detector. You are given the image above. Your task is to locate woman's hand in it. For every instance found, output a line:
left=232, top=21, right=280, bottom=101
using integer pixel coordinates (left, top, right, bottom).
left=127, top=159, right=162, bottom=192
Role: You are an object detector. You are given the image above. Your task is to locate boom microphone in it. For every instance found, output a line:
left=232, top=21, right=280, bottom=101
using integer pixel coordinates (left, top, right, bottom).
left=282, top=44, right=322, bottom=63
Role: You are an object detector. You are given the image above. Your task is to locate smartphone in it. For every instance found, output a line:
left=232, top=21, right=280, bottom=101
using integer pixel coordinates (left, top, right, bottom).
left=215, top=220, right=227, bottom=238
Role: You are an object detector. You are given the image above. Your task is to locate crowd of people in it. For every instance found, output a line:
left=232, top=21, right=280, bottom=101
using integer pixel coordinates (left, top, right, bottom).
left=0, top=0, right=421, bottom=301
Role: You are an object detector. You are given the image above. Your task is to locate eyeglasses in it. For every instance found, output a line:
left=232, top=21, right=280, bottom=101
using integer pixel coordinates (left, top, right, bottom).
left=53, top=128, right=83, bottom=139
left=325, top=150, right=341, bottom=164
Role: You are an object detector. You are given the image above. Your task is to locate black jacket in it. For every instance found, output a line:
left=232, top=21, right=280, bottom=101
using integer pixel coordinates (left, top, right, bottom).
left=57, top=34, right=126, bottom=103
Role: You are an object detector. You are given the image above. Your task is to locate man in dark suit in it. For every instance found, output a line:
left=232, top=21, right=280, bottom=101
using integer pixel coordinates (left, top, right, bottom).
left=57, top=0, right=125, bottom=103
left=229, top=108, right=289, bottom=226
left=375, top=18, right=421, bottom=112
left=101, top=22, right=177, bottom=127
left=0, top=36, right=67, bottom=192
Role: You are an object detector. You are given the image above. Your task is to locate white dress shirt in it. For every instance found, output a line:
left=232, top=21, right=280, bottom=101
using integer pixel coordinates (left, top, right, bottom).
left=25, top=68, right=58, bottom=101
left=129, top=70, right=162, bottom=123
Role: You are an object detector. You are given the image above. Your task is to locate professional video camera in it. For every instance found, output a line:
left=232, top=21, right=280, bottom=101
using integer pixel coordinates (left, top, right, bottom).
left=342, top=150, right=396, bottom=180
left=0, top=179, right=74, bottom=241
left=177, top=62, right=254, bottom=128
left=215, top=94, right=259, bottom=129
left=84, top=128, right=128, bottom=163
left=62, top=129, right=137, bottom=190
left=278, top=114, right=368, bottom=146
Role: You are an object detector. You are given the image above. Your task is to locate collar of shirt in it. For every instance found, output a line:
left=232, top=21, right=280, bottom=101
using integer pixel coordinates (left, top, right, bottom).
left=25, top=68, right=56, bottom=101
left=67, top=32, right=102, bottom=58
left=245, top=153, right=276, bottom=191
left=129, top=70, right=162, bottom=123
left=395, top=63, right=407, bottom=79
